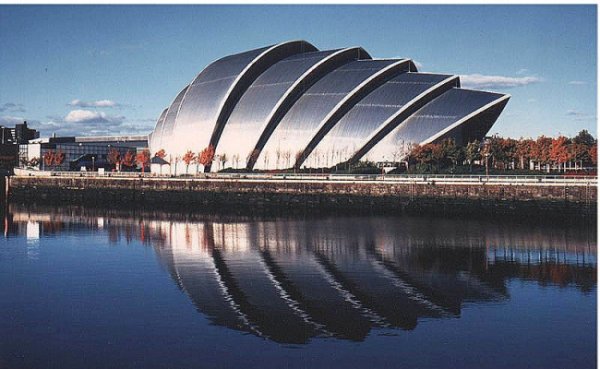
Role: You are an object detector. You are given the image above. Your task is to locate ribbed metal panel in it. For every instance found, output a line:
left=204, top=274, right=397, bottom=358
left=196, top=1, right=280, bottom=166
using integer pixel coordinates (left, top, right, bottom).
left=302, top=73, right=453, bottom=169
left=362, top=88, right=508, bottom=163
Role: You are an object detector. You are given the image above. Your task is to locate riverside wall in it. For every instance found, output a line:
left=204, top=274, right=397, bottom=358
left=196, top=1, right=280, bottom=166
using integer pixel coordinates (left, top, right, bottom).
left=6, top=175, right=597, bottom=220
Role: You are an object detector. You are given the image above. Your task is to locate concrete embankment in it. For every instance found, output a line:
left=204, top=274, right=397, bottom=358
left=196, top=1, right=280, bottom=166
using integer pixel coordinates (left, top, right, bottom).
left=6, top=175, right=597, bottom=220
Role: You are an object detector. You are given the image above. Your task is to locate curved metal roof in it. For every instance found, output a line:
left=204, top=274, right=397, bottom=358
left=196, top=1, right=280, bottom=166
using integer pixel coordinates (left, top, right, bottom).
left=361, top=89, right=509, bottom=163
left=216, top=47, right=371, bottom=169
left=148, top=107, right=168, bottom=153
left=254, top=59, right=414, bottom=170
left=149, top=40, right=510, bottom=171
left=166, top=40, right=317, bottom=162
left=302, top=73, right=458, bottom=169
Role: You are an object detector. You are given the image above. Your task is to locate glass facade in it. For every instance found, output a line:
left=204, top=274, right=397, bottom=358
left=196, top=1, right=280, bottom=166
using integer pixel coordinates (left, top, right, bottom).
left=33, top=142, right=137, bottom=171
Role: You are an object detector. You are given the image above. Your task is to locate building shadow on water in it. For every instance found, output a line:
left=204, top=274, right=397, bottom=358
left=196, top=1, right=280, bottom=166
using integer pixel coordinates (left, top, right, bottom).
left=3, top=203, right=596, bottom=344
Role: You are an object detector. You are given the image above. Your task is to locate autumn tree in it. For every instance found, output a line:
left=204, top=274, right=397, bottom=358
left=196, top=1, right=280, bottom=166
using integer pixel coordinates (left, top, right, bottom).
left=499, top=138, right=517, bottom=169
left=52, top=149, right=65, bottom=167
left=589, top=144, right=597, bottom=166
left=197, top=145, right=215, bottom=171
left=550, top=136, right=570, bottom=172
left=43, top=150, right=54, bottom=168
left=122, top=150, right=136, bottom=169
left=531, top=136, right=552, bottom=171
left=411, top=143, right=441, bottom=172
left=136, top=149, right=151, bottom=174
left=515, top=138, right=533, bottom=170
left=155, top=149, right=167, bottom=159
left=107, top=148, right=121, bottom=171
left=182, top=150, right=196, bottom=174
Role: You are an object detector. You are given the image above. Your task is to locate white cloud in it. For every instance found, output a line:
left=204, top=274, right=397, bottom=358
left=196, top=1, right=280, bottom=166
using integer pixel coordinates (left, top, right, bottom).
left=29, top=110, right=153, bottom=137
left=0, top=115, right=26, bottom=125
left=459, top=74, right=542, bottom=89
left=64, top=109, right=124, bottom=124
left=68, top=99, right=120, bottom=108
left=568, top=80, right=587, bottom=85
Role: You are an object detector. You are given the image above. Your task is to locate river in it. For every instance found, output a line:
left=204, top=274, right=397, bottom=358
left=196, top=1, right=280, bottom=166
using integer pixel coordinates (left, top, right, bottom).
left=0, top=204, right=596, bottom=369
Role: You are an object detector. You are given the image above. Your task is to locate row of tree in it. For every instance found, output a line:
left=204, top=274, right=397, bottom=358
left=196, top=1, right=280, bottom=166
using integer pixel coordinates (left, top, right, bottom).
left=37, top=148, right=152, bottom=172
left=42, top=149, right=65, bottom=167
left=107, top=148, right=151, bottom=173
left=161, top=146, right=221, bottom=174
left=149, top=131, right=597, bottom=175
left=408, top=130, right=597, bottom=173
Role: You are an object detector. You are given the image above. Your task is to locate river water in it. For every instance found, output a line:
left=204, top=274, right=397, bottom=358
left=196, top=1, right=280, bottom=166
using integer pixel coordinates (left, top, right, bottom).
left=0, top=205, right=596, bottom=369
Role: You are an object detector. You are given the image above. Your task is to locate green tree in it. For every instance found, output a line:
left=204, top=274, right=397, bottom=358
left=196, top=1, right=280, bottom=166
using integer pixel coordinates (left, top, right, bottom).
left=465, top=140, right=481, bottom=170
left=573, top=130, right=596, bottom=147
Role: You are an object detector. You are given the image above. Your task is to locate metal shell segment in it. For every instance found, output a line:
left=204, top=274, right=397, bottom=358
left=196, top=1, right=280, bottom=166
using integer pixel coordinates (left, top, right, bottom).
left=150, top=40, right=509, bottom=171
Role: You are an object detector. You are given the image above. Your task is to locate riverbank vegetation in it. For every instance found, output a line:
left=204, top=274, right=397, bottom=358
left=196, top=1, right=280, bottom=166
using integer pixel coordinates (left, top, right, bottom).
left=148, top=130, right=597, bottom=175
left=400, top=130, right=597, bottom=174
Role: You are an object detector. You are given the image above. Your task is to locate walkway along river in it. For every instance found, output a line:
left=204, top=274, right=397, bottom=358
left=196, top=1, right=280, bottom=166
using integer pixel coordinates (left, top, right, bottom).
left=4, top=171, right=598, bottom=219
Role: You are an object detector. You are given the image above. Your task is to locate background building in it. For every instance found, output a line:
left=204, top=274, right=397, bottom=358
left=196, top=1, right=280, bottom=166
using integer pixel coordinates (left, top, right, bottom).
left=149, top=40, right=509, bottom=173
left=0, top=121, right=40, bottom=171
left=20, top=135, right=147, bottom=171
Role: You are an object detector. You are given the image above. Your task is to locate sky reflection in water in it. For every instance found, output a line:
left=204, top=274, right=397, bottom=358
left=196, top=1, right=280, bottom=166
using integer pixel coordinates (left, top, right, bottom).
left=0, top=205, right=596, bottom=369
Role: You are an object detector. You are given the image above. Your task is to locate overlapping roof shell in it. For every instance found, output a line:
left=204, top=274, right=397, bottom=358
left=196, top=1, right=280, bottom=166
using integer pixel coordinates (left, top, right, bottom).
left=149, top=40, right=509, bottom=171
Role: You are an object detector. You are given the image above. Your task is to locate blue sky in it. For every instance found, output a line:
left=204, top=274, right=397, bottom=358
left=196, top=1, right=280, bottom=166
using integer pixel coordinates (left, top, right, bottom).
left=0, top=5, right=596, bottom=139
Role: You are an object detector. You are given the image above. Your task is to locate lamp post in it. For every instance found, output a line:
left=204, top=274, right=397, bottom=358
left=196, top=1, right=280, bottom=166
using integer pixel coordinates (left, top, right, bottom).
left=484, top=152, right=490, bottom=178
left=92, top=156, right=95, bottom=172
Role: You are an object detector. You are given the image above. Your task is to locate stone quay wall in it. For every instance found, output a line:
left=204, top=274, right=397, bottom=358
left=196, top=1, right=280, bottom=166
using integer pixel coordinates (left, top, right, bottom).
left=7, top=176, right=597, bottom=219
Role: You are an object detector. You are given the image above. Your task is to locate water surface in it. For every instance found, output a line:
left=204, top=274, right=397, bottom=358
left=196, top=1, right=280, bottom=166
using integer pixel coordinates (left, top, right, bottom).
left=0, top=205, right=596, bottom=369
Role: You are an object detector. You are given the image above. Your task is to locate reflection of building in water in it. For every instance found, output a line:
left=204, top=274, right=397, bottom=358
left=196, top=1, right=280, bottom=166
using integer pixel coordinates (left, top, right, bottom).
left=4, top=206, right=597, bottom=344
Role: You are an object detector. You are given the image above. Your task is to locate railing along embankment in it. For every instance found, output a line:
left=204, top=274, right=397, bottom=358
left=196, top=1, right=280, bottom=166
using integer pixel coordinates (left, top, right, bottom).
left=7, top=170, right=598, bottom=219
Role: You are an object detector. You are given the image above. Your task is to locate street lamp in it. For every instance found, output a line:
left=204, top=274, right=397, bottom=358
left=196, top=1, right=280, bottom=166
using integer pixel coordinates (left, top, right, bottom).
left=484, top=152, right=490, bottom=178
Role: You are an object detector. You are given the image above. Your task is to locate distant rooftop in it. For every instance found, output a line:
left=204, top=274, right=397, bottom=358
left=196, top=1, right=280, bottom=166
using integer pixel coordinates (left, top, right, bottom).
left=29, top=135, right=148, bottom=144
left=74, top=135, right=148, bottom=143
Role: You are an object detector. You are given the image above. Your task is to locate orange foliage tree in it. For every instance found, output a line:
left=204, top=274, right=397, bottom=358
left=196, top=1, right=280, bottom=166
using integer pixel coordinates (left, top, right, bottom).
left=53, top=149, right=65, bottom=166
left=155, top=149, right=167, bottom=159
left=122, top=150, right=136, bottom=169
left=550, top=136, right=570, bottom=172
left=530, top=136, right=552, bottom=171
left=136, top=149, right=151, bottom=174
left=43, top=150, right=55, bottom=168
left=590, top=144, right=597, bottom=166
left=515, top=139, right=533, bottom=170
left=182, top=150, right=196, bottom=174
left=197, top=145, right=215, bottom=171
left=107, top=148, right=121, bottom=171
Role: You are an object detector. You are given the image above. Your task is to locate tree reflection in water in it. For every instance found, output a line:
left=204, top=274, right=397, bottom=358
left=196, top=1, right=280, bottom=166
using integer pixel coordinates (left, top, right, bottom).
left=4, top=204, right=596, bottom=344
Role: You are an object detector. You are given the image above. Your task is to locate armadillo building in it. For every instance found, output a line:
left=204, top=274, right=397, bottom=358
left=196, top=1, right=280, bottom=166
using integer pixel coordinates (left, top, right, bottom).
left=149, top=40, right=509, bottom=171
